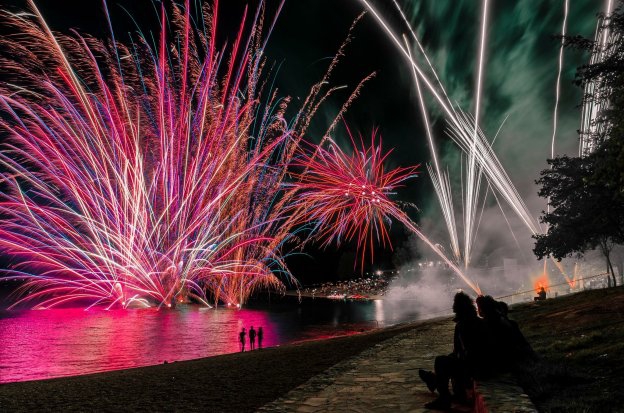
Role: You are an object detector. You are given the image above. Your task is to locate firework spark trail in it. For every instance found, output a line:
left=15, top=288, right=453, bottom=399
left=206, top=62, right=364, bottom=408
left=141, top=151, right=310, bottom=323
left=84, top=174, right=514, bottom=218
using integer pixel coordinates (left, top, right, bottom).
left=396, top=0, right=491, bottom=268
left=604, top=0, right=616, bottom=43
left=396, top=5, right=467, bottom=267
left=447, top=111, right=540, bottom=234
left=447, top=115, right=574, bottom=284
left=368, top=0, right=571, bottom=282
left=364, top=0, right=581, bottom=287
left=541, top=0, right=570, bottom=279
left=404, top=37, right=460, bottom=263
left=579, top=0, right=618, bottom=156
left=397, top=0, right=519, bottom=270
left=551, top=0, right=570, bottom=160
left=290, top=131, right=481, bottom=295
left=464, top=0, right=489, bottom=269
left=392, top=1, right=455, bottom=108
left=426, top=164, right=460, bottom=260
left=393, top=1, right=586, bottom=290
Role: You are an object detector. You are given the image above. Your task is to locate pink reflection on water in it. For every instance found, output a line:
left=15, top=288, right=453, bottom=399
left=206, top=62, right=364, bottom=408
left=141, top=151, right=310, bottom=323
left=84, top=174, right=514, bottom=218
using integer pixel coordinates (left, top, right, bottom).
left=0, top=306, right=277, bottom=383
left=0, top=299, right=408, bottom=383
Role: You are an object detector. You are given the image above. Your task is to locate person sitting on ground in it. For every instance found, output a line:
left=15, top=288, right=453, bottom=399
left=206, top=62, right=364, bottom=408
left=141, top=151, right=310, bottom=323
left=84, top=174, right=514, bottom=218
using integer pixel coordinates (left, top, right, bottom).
left=496, top=301, right=539, bottom=362
left=534, top=286, right=546, bottom=301
left=497, top=300, right=510, bottom=318
left=481, top=296, right=538, bottom=365
left=419, top=291, right=494, bottom=410
left=497, top=301, right=539, bottom=363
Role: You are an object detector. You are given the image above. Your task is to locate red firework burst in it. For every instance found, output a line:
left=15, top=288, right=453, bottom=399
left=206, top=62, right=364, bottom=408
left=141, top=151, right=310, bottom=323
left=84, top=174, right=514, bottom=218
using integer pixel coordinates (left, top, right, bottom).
left=289, top=126, right=420, bottom=268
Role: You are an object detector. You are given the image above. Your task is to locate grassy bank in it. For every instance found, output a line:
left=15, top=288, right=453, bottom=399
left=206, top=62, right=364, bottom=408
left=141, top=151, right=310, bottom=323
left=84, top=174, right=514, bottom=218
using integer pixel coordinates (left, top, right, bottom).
left=511, top=286, right=624, bottom=412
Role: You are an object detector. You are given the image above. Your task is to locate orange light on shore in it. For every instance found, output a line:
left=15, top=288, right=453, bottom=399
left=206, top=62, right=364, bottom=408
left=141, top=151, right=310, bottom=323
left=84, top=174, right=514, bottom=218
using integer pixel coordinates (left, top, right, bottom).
left=533, top=274, right=550, bottom=294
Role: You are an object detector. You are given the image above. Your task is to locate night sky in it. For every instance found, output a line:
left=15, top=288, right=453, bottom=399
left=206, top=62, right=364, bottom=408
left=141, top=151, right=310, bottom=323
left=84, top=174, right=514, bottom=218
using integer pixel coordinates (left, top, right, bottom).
left=0, top=0, right=604, bottom=285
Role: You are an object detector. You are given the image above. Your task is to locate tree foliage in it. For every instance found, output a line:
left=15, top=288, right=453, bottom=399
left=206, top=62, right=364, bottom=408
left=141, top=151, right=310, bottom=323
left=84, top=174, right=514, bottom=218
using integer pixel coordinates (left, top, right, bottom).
left=534, top=156, right=594, bottom=260
left=534, top=155, right=623, bottom=285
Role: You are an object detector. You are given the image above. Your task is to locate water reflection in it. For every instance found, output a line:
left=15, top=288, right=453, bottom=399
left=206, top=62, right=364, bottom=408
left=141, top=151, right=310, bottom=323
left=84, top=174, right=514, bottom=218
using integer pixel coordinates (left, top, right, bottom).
left=0, top=298, right=419, bottom=383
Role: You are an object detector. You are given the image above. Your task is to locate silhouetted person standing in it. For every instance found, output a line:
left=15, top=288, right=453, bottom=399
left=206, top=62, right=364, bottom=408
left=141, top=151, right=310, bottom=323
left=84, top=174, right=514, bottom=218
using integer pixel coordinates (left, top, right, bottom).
left=239, top=328, right=246, bottom=352
left=419, top=291, right=493, bottom=410
left=257, top=326, right=264, bottom=349
left=249, top=326, right=256, bottom=350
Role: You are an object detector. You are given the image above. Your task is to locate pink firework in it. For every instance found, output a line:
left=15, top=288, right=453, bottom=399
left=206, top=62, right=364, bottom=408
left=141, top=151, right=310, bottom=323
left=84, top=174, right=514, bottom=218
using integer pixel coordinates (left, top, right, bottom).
left=0, top=0, right=476, bottom=310
left=0, top=0, right=302, bottom=308
left=289, top=127, right=419, bottom=268
left=290, top=128, right=481, bottom=294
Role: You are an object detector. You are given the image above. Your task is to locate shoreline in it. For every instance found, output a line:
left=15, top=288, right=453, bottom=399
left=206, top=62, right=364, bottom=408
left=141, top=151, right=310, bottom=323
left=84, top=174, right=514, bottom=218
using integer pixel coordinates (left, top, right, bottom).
left=0, top=326, right=375, bottom=386
left=3, top=288, right=624, bottom=411
left=0, top=312, right=398, bottom=385
left=0, top=326, right=372, bottom=385
left=0, top=318, right=439, bottom=413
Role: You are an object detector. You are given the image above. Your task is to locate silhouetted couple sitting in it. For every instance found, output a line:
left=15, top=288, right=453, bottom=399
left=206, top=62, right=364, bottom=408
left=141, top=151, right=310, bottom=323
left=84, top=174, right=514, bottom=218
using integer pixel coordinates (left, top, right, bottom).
left=418, top=292, right=535, bottom=410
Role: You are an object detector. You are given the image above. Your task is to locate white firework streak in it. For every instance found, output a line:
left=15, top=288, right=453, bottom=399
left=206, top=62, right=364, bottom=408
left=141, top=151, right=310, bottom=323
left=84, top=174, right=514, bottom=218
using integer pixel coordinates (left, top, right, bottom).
left=579, top=0, right=619, bottom=156
left=359, top=1, right=546, bottom=254
left=404, top=36, right=461, bottom=264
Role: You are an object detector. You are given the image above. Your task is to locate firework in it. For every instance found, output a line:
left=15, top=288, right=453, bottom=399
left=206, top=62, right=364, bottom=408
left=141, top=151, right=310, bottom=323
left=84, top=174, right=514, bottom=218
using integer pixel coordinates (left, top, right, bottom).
left=363, top=0, right=581, bottom=288
left=288, top=128, right=419, bottom=268
left=579, top=0, right=618, bottom=156
left=290, top=130, right=482, bottom=294
left=0, top=0, right=303, bottom=309
left=0, top=0, right=430, bottom=309
left=552, top=0, right=570, bottom=160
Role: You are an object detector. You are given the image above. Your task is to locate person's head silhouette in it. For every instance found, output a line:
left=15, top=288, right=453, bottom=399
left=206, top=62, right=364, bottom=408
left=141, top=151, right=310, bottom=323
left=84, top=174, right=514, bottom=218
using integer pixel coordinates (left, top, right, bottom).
left=452, top=291, right=477, bottom=320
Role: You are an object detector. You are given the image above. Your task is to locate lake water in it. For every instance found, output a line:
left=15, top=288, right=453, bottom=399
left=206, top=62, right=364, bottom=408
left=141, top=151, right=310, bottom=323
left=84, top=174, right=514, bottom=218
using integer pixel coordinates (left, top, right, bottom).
left=0, top=298, right=422, bottom=383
